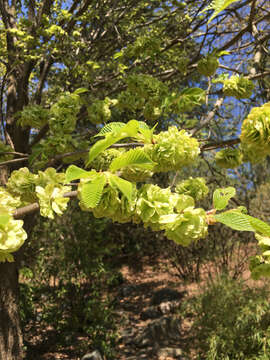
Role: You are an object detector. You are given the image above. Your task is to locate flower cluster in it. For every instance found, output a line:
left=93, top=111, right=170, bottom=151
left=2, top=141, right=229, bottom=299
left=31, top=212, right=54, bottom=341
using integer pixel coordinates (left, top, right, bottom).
left=249, top=234, right=270, bottom=279
left=0, top=217, right=27, bottom=262
left=175, top=177, right=209, bottom=201
left=136, top=184, right=179, bottom=230
left=215, top=148, right=243, bottom=169
left=78, top=181, right=138, bottom=224
left=197, top=55, right=219, bottom=77
left=90, top=149, right=124, bottom=171
left=146, top=126, right=200, bottom=172
left=49, top=92, right=81, bottom=133
left=160, top=206, right=208, bottom=246
left=6, top=167, right=70, bottom=217
left=240, top=102, right=270, bottom=162
left=87, top=97, right=117, bottom=124
left=18, top=104, right=49, bottom=129
left=117, top=74, right=168, bottom=121
left=223, top=75, right=254, bottom=99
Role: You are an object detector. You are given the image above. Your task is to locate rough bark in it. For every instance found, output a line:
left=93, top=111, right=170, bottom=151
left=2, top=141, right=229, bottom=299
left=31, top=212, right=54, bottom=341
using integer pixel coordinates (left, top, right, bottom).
left=0, top=260, right=24, bottom=360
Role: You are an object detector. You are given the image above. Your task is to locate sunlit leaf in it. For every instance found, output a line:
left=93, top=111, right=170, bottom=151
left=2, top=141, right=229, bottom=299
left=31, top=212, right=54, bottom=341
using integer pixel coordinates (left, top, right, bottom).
left=213, top=187, right=236, bottom=210
left=108, top=174, right=133, bottom=202
left=80, top=173, right=106, bottom=208
left=109, top=149, right=156, bottom=172
left=65, top=165, right=93, bottom=182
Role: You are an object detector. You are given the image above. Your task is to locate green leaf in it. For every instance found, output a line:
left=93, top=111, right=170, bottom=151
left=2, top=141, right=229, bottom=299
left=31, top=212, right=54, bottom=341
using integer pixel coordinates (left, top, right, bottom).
left=94, top=122, right=125, bottom=137
left=248, top=216, right=270, bottom=237
left=113, top=51, right=123, bottom=59
left=214, top=211, right=255, bottom=232
left=176, top=88, right=205, bottom=112
left=108, top=174, right=133, bottom=202
left=138, top=122, right=150, bottom=130
left=109, top=148, right=156, bottom=172
left=87, top=120, right=140, bottom=165
left=0, top=213, right=11, bottom=226
left=215, top=211, right=270, bottom=236
left=213, top=187, right=236, bottom=210
left=201, top=0, right=239, bottom=24
left=74, top=88, right=88, bottom=94
left=136, top=122, right=157, bottom=143
left=80, top=173, right=106, bottom=208
left=65, top=165, right=93, bottom=182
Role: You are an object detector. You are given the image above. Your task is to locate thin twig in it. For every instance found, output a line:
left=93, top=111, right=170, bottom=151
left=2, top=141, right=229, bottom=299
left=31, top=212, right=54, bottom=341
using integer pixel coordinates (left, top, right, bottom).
left=201, top=138, right=240, bottom=152
left=0, top=151, right=28, bottom=157
left=13, top=190, right=78, bottom=219
left=0, top=157, right=28, bottom=166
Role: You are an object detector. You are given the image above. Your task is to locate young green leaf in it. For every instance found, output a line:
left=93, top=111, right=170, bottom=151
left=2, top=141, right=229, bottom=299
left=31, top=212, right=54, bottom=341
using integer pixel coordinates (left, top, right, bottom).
left=94, top=122, right=125, bottom=137
left=248, top=216, right=270, bottom=237
left=136, top=122, right=157, bottom=143
left=213, top=187, right=236, bottom=210
left=74, top=88, right=89, bottom=94
left=108, top=174, right=133, bottom=202
left=80, top=173, right=106, bottom=208
left=87, top=120, right=140, bottom=165
left=215, top=211, right=270, bottom=236
left=214, top=211, right=255, bottom=232
left=109, top=149, right=156, bottom=172
left=65, top=165, right=94, bottom=182
left=201, top=0, right=239, bottom=24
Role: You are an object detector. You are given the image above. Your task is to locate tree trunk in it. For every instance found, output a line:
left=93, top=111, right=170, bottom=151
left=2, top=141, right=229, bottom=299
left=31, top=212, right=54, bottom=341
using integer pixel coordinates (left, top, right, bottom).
left=0, top=260, right=23, bottom=360
left=0, top=213, right=36, bottom=360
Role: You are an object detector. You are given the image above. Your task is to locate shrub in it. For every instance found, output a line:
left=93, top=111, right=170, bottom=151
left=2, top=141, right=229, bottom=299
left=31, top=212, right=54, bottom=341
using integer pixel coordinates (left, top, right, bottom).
left=181, top=276, right=270, bottom=359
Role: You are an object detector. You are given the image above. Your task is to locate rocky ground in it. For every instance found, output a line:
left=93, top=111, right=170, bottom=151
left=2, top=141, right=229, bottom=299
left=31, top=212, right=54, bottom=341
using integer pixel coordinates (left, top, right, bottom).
left=113, top=259, right=194, bottom=360
left=25, top=256, right=198, bottom=360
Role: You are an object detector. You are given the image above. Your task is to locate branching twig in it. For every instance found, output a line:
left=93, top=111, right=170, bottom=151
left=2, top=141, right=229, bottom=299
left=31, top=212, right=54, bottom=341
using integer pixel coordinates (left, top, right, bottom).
left=0, top=157, right=28, bottom=166
left=201, top=138, right=240, bottom=152
left=191, top=96, right=225, bottom=136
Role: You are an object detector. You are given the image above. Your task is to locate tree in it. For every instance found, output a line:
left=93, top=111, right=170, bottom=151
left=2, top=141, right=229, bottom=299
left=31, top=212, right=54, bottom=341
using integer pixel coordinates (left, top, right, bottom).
left=0, top=0, right=270, bottom=358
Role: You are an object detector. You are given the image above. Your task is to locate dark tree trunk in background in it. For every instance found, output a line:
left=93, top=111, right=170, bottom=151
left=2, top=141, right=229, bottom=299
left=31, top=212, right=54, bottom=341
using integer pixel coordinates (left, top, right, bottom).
left=0, top=260, right=23, bottom=360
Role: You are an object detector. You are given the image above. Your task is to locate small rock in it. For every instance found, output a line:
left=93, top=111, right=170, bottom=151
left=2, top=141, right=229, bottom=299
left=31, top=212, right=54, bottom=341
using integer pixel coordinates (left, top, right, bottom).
left=151, top=288, right=186, bottom=306
left=122, top=285, right=135, bottom=297
left=135, top=316, right=181, bottom=347
left=158, top=347, right=183, bottom=359
left=140, top=306, right=161, bottom=320
left=119, top=327, right=136, bottom=344
left=159, top=300, right=179, bottom=315
left=81, top=350, right=103, bottom=360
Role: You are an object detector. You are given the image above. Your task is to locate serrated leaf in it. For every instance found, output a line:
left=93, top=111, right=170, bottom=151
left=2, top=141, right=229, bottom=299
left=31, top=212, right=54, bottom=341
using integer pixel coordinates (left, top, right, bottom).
left=213, top=187, right=236, bottom=210
left=214, top=211, right=270, bottom=236
left=80, top=174, right=106, bottom=208
left=214, top=211, right=255, bottom=232
left=119, top=120, right=140, bottom=138
left=65, top=165, right=93, bottom=182
left=108, top=174, right=133, bottom=202
left=201, top=0, right=239, bottom=24
left=94, top=122, right=125, bottom=137
left=248, top=216, right=270, bottom=237
left=87, top=120, right=140, bottom=165
left=109, top=149, right=156, bottom=172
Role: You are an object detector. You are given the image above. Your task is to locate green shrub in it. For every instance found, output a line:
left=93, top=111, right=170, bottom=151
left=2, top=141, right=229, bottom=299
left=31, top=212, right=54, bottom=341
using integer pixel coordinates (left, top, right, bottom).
left=181, top=277, right=270, bottom=359
left=21, top=203, right=120, bottom=359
